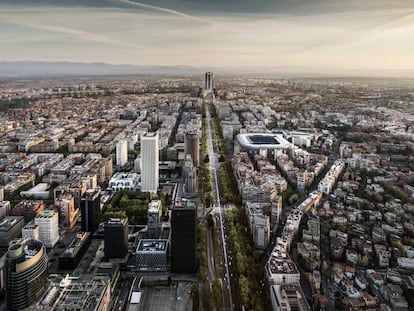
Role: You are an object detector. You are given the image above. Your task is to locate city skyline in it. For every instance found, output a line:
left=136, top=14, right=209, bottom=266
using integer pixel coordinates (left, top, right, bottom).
left=1, top=0, right=414, bottom=75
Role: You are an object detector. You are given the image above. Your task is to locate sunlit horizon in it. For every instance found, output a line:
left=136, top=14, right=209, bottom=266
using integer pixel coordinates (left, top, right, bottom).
left=1, top=0, right=414, bottom=75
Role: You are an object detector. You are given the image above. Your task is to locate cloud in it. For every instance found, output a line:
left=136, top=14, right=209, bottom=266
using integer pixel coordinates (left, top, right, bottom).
left=0, top=14, right=153, bottom=50
left=113, top=0, right=211, bottom=24
left=111, top=0, right=235, bottom=33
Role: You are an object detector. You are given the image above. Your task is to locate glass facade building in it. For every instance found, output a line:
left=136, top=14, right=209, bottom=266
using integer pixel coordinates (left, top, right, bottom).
left=5, top=239, right=48, bottom=311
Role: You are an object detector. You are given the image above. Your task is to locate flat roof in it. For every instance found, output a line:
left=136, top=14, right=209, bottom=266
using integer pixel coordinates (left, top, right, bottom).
left=61, top=232, right=91, bottom=258
left=37, top=210, right=57, bottom=218
left=143, top=132, right=158, bottom=137
left=24, top=183, right=49, bottom=193
left=0, top=216, right=24, bottom=231
left=131, top=292, right=142, bottom=304
left=248, top=135, right=280, bottom=145
left=137, top=239, right=168, bottom=252
left=268, top=253, right=299, bottom=275
left=106, top=218, right=128, bottom=226
left=23, top=222, right=39, bottom=230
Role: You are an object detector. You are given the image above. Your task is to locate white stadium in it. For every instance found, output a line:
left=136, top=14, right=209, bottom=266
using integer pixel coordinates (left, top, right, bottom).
left=236, top=133, right=292, bottom=158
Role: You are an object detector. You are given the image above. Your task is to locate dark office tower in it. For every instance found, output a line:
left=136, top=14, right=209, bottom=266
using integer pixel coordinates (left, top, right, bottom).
left=104, top=218, right=128, bottom=259
left=6, top=239, right=48, bottom=311
left=171, top=202, right=197, bottom=273
left=185, top=131, right=200, bottom=167
left=80, top=188, right=101, bottom=232
left=205, top=72, right=214, bottom=90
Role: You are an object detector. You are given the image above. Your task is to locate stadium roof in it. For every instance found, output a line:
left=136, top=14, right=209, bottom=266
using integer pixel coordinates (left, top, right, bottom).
left=237, top=133, right=291, bottom=149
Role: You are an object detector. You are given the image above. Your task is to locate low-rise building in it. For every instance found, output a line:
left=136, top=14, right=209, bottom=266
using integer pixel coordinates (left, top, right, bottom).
left=59, top=232, right=92, bottom=270
left=108, top=172, right=140, bottom=191
left=266, top=251, right=300, bottom=285
left=10, top=200, right=45, bottom=223
left=0, top=216, right=25, bottom=247
left=270, top=284, right=311, bottom=311
left=38, top=274, right=111, bottom=310
left=397, top=257, right=414, bottom=270
left=20, top=183, right=50, bottom=200
left=22, top=221, right=39, bottom=240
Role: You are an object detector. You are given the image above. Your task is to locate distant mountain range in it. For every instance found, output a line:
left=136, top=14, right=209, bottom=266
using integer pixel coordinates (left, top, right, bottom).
left=0, top=61, right=206, bottom=78
left=0, top=61, right=414, bottom=78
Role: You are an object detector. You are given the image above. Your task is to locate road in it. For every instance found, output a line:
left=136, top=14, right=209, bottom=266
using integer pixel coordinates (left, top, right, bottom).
left=206, top=225, right=218, bottom=282
left=205, top=97, right=234, bottom=311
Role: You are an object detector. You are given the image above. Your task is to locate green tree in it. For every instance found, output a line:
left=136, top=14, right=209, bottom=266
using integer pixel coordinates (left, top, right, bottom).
left=191, top=284, right=200, bottom=311
left=361, top=255, right=369, bottom=267
left=211, top=279, right=223, bottom=309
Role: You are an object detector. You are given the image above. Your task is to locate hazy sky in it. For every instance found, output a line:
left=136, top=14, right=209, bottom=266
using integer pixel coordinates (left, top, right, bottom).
left=1, top=0, right=414, bottom=73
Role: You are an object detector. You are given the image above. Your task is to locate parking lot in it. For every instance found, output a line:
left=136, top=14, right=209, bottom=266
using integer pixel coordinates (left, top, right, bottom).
left=140, top=283, right=192, bottom=311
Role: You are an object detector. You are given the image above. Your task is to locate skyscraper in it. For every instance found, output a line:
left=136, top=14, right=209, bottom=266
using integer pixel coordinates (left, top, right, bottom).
left=205, top=72, right=214, bottom=90
left=183, top=155, right=197, bottom=195
left=141, top=132, right=159, bottom=193
left=116, top=139, right=128, bottom=167
left=104, top=218, right=128, bottom=259
left=171, top=201, right=197, bottom=273
left=185, top=131, right=200, bottom=167
left=147, top=200, right=162, bottom=238
left=6, top=239, right=48, bottom=311
left=80, top=188, right=101, bottom=232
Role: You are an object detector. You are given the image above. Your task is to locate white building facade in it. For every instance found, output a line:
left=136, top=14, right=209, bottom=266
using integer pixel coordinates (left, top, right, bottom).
left=140, top=132, right=159, bottom=193
left=116, top=140, right=128, bottom=167
left=35, top=210, right=59, bottom=248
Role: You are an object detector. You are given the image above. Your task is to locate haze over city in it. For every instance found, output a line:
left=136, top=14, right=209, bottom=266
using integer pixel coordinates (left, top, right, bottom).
left=1, top=0, right=414, bottom=76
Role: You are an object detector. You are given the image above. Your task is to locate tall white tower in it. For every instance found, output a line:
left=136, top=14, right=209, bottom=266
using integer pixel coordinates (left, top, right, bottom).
left=116, top=139, right=128, bottom=167
left=141, top=132, right=159, bottom=193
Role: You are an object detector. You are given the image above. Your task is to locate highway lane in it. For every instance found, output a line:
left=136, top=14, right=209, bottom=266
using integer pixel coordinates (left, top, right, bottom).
left=206, top=225, right=218, bottom=283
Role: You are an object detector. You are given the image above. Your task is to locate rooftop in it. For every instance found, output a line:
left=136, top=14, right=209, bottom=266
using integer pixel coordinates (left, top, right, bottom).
left=143, top=132, right=158, bottom=138
left=0, top=216, right=24, bottom=231
left=248, top=135, right=280, bottom=145
left=137, top=239, right=168, bottom=252
left=105, top=218, right=128, bottom=226
left=36, top=209, right=57, bottom=219
left=49, top=276, right=110, bottom=310
left=61, top=232, right=91, bottom=257
left=268, top=252, right=299, bottom=275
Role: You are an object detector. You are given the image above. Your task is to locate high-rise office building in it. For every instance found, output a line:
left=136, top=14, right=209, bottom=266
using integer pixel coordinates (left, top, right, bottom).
left=171, top=201, right=197, bottom=273
left=35, top=210, right=59, bottom=248
left=103, top=156, right=113, bottom=179
left=5, top=239, right=48, bottom=311
left=183, top=155, right=197, bottom=195
left=104, top=218, right=128, bottom=259
left=141, top=132, right=159, bottom=193
left=116, top=140, right=128, bottom=167
left=185, top=132, right=200, bottom=167
left=147, top=200, right=162, bottom=238
left=205, top=72, right=214, bottom=90
left=80, top=188, right=101, bottom=232
left=55, top=193, right=79, bottom=229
